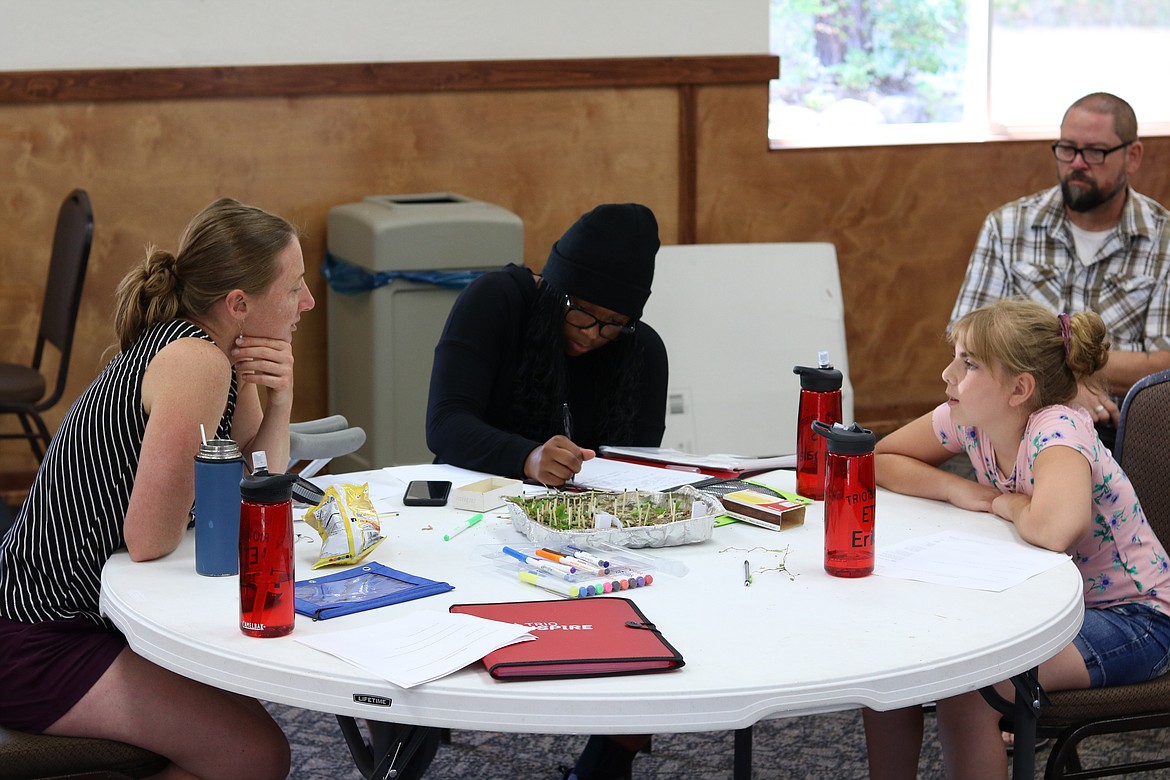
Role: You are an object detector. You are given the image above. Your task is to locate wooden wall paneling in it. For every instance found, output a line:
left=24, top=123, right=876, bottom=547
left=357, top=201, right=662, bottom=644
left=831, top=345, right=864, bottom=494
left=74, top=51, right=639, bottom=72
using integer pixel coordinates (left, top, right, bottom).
left=677, top=84, right=697, bottom=245
left=0, top=85, right=681, bottom=474
left=4, top=54, right=1167, bottom=473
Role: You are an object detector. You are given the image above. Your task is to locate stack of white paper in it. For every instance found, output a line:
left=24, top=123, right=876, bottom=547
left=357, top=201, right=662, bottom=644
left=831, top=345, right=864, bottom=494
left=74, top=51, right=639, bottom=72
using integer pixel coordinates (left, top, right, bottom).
left=297, top=611, right=535, bottom=688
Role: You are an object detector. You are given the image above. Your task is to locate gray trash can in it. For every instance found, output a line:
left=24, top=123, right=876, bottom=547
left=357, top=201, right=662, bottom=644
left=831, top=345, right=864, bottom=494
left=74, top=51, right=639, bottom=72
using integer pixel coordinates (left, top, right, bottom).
left=325, top=193, right=523, bottom=469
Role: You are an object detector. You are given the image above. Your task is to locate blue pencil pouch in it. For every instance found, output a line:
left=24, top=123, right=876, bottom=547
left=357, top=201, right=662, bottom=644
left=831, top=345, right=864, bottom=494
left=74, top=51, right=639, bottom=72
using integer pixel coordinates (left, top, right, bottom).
left=293, top=562, right=454, bottom=621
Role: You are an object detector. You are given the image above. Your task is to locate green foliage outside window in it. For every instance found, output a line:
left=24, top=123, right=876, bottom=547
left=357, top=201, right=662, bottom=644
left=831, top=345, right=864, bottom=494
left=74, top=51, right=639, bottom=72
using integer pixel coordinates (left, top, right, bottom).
left=772, top=0, right=968, bottom=124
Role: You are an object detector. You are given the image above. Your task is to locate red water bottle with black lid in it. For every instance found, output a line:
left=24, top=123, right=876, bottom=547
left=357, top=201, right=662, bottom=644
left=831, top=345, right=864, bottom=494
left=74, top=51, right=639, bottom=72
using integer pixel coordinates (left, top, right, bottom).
left=813, top=421, right=876, bottom=578
left=238, top=452, right=297, bottom=638
left=793, top=351, right=843, bottom=500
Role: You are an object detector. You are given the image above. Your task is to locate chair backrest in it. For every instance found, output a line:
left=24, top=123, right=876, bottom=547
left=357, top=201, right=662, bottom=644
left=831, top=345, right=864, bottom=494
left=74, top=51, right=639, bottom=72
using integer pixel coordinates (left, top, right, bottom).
left=32, top=189, right=93, bottom=410
left=1115, top=369, right=1170, bottom=542
left=641, top=242, right=852, bottom=456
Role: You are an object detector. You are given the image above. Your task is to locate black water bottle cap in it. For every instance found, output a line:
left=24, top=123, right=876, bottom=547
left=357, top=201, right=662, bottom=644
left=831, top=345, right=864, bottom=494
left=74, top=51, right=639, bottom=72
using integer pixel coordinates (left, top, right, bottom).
left=793, top=363, right=843, bottom=392
left=240, top=470, right=297, bottom=503
left=811, top=421, right=875, bottom=455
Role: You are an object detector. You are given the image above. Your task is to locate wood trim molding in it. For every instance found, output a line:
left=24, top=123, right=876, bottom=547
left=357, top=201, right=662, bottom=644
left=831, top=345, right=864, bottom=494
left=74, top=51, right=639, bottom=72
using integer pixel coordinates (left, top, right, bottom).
left=677, top=83, right=698, bottom=245
left=0, top=55, right=779, bottom=104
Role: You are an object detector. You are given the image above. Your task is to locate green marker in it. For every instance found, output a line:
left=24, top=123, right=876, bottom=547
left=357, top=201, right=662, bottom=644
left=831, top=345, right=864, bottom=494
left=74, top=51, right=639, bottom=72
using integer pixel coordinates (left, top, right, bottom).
left=443, top=513, right=484, bottom=541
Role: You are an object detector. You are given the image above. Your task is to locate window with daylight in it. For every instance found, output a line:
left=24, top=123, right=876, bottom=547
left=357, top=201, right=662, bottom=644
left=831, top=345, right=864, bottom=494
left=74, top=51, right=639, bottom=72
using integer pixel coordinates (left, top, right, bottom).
left=769, top=0, right=1170, bottom=148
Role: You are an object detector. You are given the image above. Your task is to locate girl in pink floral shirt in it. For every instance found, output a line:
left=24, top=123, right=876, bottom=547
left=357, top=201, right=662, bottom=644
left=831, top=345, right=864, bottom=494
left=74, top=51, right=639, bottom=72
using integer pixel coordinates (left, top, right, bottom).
left=934, top=403, right=1170, bottom=613
left=864, top=300, right=1170, bottom=780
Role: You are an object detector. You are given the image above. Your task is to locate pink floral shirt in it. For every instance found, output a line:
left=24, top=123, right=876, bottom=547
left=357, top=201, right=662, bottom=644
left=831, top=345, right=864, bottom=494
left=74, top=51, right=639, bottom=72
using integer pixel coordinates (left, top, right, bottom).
left=932, top=402, right=1170, bottom=612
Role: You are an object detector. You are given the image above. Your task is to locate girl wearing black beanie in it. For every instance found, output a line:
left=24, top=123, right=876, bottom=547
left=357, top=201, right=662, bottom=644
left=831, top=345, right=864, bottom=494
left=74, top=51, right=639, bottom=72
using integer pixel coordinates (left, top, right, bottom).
left=425, top=203, right=668, bottom=489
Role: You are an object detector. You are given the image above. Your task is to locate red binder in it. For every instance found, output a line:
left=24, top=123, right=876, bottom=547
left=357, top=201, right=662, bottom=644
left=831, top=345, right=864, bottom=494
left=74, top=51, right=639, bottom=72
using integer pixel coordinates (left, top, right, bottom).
left=449, top=598, right=684, bottom=681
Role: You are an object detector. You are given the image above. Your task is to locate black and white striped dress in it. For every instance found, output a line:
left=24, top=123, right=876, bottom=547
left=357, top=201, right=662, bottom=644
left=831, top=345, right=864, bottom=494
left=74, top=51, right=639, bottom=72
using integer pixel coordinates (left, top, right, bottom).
left=0, top=320, right=237, bottom=627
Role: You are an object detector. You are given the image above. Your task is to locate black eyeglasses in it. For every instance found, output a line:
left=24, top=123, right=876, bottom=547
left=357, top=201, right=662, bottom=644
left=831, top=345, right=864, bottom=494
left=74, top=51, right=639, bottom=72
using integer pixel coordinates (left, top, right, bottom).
left=563, top=296, right=636, bottom=340
left=1051, top=141, right=1131, bottom=165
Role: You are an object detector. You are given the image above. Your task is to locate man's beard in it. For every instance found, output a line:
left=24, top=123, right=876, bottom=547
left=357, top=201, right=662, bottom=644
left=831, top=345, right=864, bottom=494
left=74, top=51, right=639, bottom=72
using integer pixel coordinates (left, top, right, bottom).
left=1061, top=172, right=1127, bottom=213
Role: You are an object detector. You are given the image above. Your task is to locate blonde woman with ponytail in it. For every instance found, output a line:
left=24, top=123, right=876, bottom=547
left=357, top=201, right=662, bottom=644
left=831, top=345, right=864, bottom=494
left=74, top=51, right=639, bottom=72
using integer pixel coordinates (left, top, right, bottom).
left=863, top=299, right=1170, bottom=780
left=0, top=198, right=313, bottom=780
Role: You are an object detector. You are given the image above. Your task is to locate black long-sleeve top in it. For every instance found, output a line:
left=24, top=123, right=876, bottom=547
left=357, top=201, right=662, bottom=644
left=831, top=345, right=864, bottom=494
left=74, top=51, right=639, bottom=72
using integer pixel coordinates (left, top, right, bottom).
left=426, top=264, right=668, bottom=477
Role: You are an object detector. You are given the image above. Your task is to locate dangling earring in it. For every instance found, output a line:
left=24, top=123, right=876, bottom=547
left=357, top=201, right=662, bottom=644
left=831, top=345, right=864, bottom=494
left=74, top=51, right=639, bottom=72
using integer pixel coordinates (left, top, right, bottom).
left=236, top=322, right=245, bottom=345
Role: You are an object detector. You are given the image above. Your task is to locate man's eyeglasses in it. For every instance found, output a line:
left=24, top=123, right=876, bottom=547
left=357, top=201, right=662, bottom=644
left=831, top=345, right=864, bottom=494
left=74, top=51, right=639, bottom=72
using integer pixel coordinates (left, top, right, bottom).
left=563, top=296, right=636, bottom=340
left=1051, top=141, right=1132, bottom=165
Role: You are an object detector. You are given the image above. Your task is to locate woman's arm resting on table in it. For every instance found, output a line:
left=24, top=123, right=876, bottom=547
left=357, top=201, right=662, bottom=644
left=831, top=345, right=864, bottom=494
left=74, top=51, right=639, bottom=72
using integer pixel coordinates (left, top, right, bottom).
left=230, top=334, right=295, bottom=470
left=125, top=339, right=234, bottom=562
left=875, top=412, right=1001, bottom=512
left=991, top=445, right=1091, bottom=552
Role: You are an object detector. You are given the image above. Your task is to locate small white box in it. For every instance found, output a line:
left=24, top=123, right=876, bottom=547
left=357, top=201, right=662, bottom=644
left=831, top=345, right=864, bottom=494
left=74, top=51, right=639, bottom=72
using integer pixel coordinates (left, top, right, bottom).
left=452, top=477, right=523, bottom=512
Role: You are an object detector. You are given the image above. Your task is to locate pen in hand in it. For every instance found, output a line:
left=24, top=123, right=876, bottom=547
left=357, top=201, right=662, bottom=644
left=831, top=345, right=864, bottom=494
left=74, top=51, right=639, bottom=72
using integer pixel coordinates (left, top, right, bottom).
left=562, top=402, right=573, bottom=440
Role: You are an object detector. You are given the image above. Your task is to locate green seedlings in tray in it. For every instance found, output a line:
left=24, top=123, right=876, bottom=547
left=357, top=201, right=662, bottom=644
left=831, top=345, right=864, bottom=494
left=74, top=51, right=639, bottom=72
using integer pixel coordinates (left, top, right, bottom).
left=508, top=490, right=693, bottom=531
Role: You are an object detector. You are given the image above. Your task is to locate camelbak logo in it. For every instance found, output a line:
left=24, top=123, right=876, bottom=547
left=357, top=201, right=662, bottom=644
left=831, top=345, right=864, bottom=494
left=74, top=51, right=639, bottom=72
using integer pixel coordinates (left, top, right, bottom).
left=353, top=694, right=393, bottom=707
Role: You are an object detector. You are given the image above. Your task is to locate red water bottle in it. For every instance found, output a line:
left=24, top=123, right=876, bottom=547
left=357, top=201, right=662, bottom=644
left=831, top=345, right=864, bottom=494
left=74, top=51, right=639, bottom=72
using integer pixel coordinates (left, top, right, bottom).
left=793, top=352, right=843, bottom=500
left=238, top=453, right=297, bottom=638
left=813, top=421, right=876, bottom=578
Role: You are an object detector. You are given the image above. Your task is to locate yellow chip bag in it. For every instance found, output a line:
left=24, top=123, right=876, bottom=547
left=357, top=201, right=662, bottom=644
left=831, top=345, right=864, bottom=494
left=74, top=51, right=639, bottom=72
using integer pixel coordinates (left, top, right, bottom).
left=304, top=483, right=384, bottom=569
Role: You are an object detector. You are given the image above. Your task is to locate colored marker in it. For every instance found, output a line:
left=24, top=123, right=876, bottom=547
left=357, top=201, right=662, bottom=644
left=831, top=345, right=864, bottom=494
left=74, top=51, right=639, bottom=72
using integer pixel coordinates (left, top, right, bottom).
left=519, top=570, right=580, bottom=598
left=565, top=546, right=609, bottom=569
left=536, top=548, right=602, bottom=574
left=566, top=559, right=608, bottom=576
left=502, top=546, right=576, bottom=576
left=443, top=513, right=485, bottom=541
left=535, top=548, right=581, bottom=567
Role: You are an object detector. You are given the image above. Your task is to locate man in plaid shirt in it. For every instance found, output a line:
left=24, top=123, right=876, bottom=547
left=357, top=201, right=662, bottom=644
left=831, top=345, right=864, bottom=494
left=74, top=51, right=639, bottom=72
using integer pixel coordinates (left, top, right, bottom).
left=951, top=92, right=1170, bottom=447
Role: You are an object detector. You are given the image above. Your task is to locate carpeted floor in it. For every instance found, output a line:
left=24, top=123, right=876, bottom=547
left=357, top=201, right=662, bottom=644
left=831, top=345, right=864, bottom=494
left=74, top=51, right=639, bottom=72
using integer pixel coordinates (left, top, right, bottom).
left=266, top=701, right=1170, bottom=779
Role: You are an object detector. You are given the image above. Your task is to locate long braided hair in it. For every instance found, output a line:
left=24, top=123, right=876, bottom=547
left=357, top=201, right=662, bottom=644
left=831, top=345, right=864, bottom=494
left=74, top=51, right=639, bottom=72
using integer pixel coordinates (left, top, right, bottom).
left=507, top=281, right=644, bottom=445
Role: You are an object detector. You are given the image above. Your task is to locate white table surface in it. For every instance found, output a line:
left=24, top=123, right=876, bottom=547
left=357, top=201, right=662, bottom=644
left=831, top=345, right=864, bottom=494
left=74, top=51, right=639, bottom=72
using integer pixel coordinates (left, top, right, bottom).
left=100, top=465, right=1084, bottom=735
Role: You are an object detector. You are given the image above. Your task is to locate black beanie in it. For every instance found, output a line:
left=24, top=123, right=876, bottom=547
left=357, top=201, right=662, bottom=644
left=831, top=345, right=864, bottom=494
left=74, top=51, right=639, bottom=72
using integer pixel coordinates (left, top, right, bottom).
left=543, top=203, right=659, bottom=320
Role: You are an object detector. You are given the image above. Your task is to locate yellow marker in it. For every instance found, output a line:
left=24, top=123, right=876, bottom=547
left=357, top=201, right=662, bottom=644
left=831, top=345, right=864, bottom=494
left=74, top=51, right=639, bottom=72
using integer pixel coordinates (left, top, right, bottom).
left=519, top=570, right=581, bottom=598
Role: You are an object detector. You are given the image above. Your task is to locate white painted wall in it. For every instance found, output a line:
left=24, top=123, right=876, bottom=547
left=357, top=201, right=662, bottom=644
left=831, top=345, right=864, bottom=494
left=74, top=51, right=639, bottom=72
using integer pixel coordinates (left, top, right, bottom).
left=0, top=0, right=768, bottom=71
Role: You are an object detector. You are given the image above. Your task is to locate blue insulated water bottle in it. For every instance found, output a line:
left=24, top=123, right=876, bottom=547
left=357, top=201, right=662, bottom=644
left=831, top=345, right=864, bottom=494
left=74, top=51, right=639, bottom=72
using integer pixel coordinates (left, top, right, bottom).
left=194, top=438, right=244, bottom=576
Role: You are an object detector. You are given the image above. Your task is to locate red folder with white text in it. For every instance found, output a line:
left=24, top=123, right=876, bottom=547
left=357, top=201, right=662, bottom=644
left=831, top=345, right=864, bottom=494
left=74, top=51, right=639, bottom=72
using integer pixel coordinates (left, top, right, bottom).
left=449, top=598, right=684, bottom=681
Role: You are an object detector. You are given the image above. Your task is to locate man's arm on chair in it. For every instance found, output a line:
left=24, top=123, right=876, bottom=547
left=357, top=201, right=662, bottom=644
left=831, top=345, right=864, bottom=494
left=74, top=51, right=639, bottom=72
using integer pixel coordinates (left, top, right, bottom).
left=1103, top=350, right=1170, bottom=396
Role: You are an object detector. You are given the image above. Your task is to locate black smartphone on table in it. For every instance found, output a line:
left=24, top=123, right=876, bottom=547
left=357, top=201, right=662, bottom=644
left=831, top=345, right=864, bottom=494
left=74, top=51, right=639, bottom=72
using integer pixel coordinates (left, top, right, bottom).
left=403, top=480, right=452, bottom=507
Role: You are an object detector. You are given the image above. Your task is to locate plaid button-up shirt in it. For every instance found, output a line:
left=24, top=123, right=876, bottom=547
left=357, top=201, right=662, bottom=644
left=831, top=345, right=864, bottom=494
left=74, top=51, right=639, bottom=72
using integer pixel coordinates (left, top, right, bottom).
left=951, top=186, right=1170, bottom=354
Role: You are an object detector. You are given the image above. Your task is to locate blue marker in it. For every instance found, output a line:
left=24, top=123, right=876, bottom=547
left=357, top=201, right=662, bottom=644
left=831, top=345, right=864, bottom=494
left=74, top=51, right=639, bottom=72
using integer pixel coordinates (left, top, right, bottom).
left=566, top=545, right=609, bottom=569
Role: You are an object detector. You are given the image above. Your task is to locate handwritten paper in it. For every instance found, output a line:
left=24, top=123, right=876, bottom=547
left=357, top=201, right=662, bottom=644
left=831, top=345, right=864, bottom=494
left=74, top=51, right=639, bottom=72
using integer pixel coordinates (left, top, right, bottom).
left=296, top=611, right=535, bottom=688
left=569, top=457, right=708, bottom=492
left=874, top=531, right=1069, bottom=592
